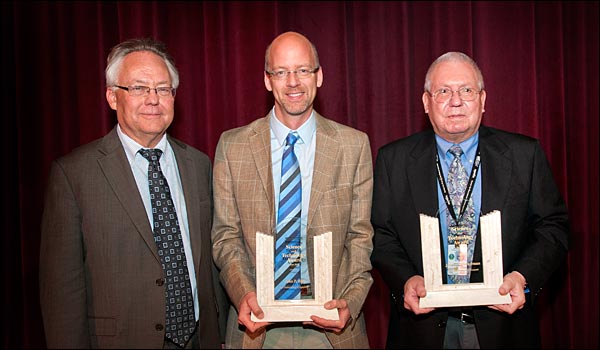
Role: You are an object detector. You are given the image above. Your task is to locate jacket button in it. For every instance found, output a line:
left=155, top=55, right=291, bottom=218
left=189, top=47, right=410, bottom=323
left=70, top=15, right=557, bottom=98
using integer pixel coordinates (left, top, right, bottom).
left=155, top=323, right=164, bottom=331
left=438, top=321, right=446, bottom=328
left=156, top=278, right=164, bottom=286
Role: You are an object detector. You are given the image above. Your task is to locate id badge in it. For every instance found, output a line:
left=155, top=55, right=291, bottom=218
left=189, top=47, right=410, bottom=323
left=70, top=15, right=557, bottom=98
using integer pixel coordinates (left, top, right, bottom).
left=448, top=243, right=469, bottom=276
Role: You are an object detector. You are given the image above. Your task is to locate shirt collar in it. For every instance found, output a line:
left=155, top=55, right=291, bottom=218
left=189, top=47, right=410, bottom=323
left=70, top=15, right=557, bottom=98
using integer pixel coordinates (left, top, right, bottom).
left=117, top=124, right=169, bottom=163
left=435, top=131, right=479, bottom=157
left=269, top=108, right=316, bottom=146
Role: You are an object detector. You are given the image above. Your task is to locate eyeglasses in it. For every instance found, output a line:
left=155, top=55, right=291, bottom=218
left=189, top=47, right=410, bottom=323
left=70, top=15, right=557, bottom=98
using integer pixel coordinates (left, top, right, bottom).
left=266, top=67, right=320, bottom=80
left=114, top=85, right=176, bottom=97
left=429, top=87, right=480, bottom=103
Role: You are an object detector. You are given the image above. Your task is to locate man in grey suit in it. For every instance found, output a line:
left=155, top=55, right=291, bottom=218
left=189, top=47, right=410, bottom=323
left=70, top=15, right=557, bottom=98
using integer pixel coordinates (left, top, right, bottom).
left=212, top=32, right=374, bottom=348
left=40, top=38, right=226, bottom=349
left=371, top=51, right=569, bottom=348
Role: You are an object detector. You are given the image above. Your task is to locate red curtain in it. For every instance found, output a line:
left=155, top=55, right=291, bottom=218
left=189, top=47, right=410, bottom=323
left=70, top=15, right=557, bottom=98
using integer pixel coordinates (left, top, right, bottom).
left=2, top=1, right=597, bottom=348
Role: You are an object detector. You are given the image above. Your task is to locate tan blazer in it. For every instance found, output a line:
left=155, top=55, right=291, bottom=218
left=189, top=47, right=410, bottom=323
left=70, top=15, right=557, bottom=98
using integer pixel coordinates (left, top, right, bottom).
left=212, top=113, right=374, bottom=348
left=40, top=127, right=226, bottom=348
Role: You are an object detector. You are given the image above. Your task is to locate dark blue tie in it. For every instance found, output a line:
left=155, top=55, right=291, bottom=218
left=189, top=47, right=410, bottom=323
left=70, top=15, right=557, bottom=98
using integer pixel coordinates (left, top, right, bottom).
left=274, top=132, right=302, bottom=300
left=140, top=148, right=195, bottom=347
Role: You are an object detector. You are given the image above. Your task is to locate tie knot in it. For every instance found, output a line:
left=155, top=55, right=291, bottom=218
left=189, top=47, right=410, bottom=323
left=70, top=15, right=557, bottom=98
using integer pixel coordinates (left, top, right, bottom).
left=286, top=132, right=300, bottom=146
left=449, top=145, right=463, bottom=158
left=139, top=148, right=163, bottom=162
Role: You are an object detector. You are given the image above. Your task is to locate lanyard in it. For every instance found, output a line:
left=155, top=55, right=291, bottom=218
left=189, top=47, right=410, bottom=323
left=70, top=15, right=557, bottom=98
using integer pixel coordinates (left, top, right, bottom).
left=435, top=147, right=481, bottom=224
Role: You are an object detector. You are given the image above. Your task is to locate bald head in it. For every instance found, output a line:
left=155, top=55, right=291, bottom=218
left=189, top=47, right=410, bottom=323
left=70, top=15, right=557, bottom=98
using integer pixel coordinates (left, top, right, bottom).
left=264, top=31, right=320, bottom=71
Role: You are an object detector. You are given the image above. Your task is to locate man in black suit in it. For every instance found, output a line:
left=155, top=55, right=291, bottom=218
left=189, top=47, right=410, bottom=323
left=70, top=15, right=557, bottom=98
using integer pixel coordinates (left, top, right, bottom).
left=370, top=51, right=569, bottom=348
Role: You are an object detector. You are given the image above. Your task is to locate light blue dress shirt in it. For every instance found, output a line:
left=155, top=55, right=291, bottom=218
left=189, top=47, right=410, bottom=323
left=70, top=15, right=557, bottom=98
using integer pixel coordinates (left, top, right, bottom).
left=435, top=132, right=482, bottom=282
left=117, top=125, right=199, bottom=320
left=270, top=109, right=316, bottom=290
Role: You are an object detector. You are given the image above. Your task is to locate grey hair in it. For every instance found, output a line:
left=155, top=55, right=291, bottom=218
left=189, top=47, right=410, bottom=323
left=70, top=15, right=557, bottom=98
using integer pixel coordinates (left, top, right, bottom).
left=424, top=51, right=484, bottom=92
left=105, top=38, right=179, bottom=89
left=264, top=32, right=320, bottom=72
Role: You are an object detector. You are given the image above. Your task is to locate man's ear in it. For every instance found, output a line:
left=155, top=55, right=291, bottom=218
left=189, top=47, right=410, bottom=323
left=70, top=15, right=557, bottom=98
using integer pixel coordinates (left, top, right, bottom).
left=422, top=92, right=430, bottom=114
left=316, top=66, right=323, bottom=88
left=106, top=88, right=117, bottom=110
left=264, top=72, right=273, bottom=92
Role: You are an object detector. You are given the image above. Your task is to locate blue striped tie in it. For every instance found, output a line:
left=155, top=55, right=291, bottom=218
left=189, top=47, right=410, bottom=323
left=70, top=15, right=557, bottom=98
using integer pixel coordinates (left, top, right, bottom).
left=274, top=132, right=302, bottom=300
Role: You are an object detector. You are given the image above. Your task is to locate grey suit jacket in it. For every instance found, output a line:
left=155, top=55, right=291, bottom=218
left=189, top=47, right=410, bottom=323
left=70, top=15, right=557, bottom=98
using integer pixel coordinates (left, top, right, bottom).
left=212, top=113, right=374, bottom=348
left=40, top=126, right=226, bottom=349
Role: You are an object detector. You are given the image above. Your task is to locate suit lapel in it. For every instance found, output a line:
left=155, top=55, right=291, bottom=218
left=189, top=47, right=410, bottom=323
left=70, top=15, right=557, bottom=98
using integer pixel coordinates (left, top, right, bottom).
left=408, top=130, right=440, bottom=218
left=170, top=138, right=203, bottom=268
left=478, top=127, right=512, bottom=214
left=307, top=114, right=339, bottom=230
left=249, top=117, right=275, bottom=223
left=97, top=128, right=160, bottom=262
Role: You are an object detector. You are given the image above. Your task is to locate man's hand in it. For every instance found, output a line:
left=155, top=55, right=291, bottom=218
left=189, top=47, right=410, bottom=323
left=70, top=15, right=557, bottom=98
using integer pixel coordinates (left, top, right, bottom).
left=488, top=271, right=527, bottom=314
left=237, top=292, right=271, bottom=333
left=306, top=299, right=351, bottom=333
left=403, top=275, right=435, bottom=315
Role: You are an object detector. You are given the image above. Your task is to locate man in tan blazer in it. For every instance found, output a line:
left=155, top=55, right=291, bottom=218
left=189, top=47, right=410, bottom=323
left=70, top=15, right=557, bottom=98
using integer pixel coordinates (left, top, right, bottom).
left=212, top=32, right=374, bottom=348
left=40, top=38, right=227, bottom=348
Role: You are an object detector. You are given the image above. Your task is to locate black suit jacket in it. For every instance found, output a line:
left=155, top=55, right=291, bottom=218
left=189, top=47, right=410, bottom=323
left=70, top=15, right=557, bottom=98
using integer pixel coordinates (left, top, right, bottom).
left=40, top=126, right=228, bottom=348
left=371, top=126, right=569, bottom=348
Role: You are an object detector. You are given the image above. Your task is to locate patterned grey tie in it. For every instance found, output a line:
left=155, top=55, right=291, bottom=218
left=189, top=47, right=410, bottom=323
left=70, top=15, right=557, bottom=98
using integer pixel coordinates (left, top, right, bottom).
left=446, top=145, right=477, bottom=284
left=140, top=148, right=195, bottom=347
